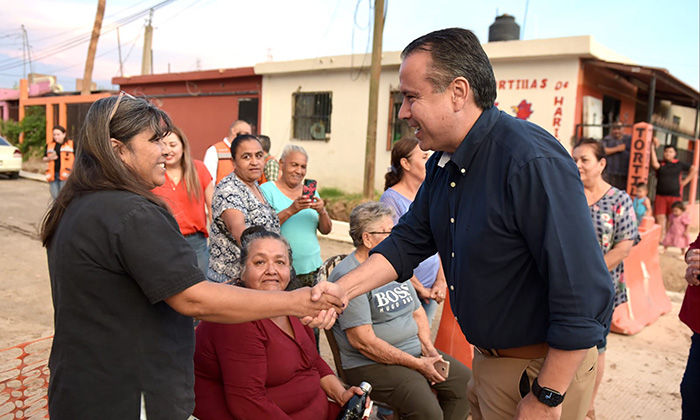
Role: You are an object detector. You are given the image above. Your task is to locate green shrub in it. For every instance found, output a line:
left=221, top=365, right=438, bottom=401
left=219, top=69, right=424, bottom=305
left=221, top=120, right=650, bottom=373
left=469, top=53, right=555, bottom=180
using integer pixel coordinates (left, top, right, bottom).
left=318, top=187, right=344, bottom=199
left=0, top=119, right=22, bottom=144
left=0, top=106, right=46, bottom=160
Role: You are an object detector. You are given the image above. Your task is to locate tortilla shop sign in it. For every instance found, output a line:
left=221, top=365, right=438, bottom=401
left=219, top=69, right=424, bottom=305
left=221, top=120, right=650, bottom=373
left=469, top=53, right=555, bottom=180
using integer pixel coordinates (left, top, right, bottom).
left=626, top=122, right=653, bottom=195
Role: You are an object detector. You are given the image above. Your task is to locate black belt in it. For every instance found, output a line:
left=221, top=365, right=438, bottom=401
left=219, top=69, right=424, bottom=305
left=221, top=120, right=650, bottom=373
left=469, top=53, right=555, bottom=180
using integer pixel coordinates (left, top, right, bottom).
left=184, top=232, right=204, bottom=238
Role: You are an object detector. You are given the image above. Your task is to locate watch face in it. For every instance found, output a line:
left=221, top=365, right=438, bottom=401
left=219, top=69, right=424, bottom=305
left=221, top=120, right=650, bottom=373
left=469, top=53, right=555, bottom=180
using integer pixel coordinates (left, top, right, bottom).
left=540, top=389, right=563, bottom=407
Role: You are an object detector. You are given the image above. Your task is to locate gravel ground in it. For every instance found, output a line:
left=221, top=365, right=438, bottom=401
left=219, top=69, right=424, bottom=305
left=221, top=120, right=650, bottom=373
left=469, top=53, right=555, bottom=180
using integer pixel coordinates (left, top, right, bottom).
left=0, top=175, right=695, bottom=419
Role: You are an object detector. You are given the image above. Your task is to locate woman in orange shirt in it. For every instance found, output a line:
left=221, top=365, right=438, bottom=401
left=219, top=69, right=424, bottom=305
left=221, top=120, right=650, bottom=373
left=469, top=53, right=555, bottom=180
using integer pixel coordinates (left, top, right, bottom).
left=153, top=126, right=213, bottom=274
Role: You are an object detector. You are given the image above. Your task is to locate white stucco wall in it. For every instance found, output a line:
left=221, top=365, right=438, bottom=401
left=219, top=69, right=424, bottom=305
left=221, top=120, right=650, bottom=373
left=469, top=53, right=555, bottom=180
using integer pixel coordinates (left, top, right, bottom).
left=259, top=62, right=401, bottom=194
left=256, top=36, right=635, bottom=192
left=491, top=58, right=581, bottom=144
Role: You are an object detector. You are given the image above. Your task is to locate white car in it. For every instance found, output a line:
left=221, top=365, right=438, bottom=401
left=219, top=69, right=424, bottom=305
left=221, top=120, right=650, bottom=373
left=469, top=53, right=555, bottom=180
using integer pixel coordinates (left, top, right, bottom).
left=0, top=136, right=22, bottom=179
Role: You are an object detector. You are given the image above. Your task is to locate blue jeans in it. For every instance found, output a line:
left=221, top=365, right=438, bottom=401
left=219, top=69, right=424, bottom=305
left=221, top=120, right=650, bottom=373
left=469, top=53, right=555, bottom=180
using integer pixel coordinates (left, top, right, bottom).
left=49, top=180, right=66, bottom=199
left=682, top=332, right=700, bottom=419
left=422, top=298, right=439, bottom=326
left=184, top=232, right=209, bottom=276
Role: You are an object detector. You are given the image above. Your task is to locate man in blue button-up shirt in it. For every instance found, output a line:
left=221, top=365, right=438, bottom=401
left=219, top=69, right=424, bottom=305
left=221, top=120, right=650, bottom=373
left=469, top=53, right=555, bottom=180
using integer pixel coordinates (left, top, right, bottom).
left=313, top=28, right=613, bottom=420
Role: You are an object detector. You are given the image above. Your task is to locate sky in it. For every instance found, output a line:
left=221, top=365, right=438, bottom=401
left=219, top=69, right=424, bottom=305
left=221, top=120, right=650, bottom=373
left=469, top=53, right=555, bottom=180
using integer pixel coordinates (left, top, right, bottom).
left=0, top=0, right=698, bottom=92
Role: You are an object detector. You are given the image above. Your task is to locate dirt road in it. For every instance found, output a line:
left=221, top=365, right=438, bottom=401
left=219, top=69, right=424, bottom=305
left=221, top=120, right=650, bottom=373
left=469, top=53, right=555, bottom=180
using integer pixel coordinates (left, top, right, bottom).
left=0, top=177, right=54, bottom=349
left=0, top=176, right=694, bottom=419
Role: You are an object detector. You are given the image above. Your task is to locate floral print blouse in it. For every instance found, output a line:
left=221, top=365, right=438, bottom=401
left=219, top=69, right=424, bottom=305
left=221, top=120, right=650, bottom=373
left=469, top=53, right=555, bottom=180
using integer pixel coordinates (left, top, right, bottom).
left=588, top=187, right=641, bottom=308
left=207, top=172, right=280, bottom=283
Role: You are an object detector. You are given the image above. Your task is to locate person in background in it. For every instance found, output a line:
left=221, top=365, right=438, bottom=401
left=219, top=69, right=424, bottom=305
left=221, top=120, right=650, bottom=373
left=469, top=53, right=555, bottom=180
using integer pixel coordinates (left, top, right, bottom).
left=632, top=182, right=652, bottom=226
left=380, top=137, right=446, bottom=325
left=572, top=138, right=641, bottom=420
left=329, top=202, right=471, bottom=420
left=152, top=126, right=213, bottom=275
left=681, top=233, right=700, bottom=419
left=207, top=134, right=280, bottom=284
left=650, top=138, right=697, bottom=239
left=43, top=125, right=74, bottom=199
left=260, top=144, right=332, bottom=288
left=39, top=94, right=341, bottom=420
left=203, top=120, right=252, bottom=184
left=257, top=134, right=280, bottom=184
left=601, top=121, right=631, bottom=191
left=194, top=227, right=365, bottom=420
left=662, top=201, right=690, bottom=258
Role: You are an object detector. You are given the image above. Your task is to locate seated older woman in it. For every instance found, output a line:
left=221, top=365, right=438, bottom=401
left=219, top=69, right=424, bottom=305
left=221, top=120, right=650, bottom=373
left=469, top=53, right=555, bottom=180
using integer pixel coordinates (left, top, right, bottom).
left=194, top=227, right=365, bottom=420
left=329, top=202, right=471, bottom=420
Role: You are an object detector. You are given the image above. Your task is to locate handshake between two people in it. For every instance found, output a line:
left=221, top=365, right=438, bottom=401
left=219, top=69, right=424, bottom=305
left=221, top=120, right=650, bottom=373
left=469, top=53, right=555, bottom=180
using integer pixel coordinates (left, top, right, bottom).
left=296, top=281, right=349, bottom=329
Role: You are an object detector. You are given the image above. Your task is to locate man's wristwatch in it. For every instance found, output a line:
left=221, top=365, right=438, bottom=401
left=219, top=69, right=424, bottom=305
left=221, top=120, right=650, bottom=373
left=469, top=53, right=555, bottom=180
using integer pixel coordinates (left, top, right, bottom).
left=531, top=377, right=565, bottom=407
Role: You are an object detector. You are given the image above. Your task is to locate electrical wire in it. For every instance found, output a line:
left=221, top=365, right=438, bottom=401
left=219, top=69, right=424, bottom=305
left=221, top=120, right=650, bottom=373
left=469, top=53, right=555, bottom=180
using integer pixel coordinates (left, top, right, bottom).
left=0, top=0, right=178, bottom=72
left=349, top=0, right=373, bottom=81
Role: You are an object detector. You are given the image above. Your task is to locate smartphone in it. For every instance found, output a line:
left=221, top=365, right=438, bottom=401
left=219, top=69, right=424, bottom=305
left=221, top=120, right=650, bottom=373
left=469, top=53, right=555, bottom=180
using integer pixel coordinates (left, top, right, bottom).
left=303, top=179, right=317, bottom=199
left=434, top=359, right=450, bottom=378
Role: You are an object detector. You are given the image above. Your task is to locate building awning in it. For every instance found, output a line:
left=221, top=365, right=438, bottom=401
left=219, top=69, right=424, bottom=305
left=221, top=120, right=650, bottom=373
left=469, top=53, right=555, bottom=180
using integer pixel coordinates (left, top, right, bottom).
left=584, top=59, right=699, bottom=109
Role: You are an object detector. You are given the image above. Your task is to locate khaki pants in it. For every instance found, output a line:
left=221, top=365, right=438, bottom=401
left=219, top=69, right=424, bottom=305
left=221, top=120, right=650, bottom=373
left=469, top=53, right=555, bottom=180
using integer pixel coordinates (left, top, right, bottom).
left=467, top=347, right=597, bottom=420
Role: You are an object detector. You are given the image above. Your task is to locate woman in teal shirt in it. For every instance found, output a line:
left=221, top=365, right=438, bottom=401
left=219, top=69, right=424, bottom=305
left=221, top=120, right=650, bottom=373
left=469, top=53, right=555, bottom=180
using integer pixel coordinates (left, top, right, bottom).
left=260, top=145, right=332, bottom=288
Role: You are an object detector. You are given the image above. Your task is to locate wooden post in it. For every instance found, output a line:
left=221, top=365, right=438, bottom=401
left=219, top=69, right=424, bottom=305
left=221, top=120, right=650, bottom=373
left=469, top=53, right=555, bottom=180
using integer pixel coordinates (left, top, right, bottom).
left=362, top=0, right=385, bottom=198
left=82, top=0, right=106, bottom=95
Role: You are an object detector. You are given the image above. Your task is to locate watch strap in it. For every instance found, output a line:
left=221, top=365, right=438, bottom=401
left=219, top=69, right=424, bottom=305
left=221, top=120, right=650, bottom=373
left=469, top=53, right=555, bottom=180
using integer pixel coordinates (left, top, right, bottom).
left=532, top=377, right=565, bottom=407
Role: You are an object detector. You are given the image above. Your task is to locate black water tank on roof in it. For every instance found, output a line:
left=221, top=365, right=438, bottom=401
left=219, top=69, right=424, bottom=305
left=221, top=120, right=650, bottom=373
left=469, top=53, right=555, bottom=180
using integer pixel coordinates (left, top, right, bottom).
left=488, top=14, right=520, bottom=42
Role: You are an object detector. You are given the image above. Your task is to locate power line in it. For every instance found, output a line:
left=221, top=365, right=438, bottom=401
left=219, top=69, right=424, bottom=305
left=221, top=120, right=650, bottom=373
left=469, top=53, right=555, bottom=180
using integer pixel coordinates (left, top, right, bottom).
left=157, top=0, right=204, bottom=26
left=0, top=0, right=178, bottom=72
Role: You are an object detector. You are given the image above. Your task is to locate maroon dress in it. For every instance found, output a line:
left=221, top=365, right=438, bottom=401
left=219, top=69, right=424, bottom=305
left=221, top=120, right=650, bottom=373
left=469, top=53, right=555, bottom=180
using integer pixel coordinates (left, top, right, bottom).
left=193, top=317, right=340, bottom=420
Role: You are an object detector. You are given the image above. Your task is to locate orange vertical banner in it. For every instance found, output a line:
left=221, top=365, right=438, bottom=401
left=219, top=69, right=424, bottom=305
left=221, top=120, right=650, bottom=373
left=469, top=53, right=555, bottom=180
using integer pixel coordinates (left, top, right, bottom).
left=626, top=122, right=653, bottom=196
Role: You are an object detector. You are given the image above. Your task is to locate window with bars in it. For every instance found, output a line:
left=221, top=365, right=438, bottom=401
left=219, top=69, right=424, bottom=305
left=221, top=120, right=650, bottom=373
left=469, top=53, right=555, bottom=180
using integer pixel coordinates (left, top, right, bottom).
left=293, top=92, right=332, bottom=140
left=387, top=90, right=413, bottom=149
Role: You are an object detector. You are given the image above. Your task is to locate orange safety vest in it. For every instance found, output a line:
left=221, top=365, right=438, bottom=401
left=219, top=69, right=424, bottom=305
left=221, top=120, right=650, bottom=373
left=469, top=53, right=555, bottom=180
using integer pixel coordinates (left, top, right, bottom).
left=214, top=141, right=234, bottom=184
left=45, top=139, right=75, bottom=182
left=257, top=154, right=278, bottom=184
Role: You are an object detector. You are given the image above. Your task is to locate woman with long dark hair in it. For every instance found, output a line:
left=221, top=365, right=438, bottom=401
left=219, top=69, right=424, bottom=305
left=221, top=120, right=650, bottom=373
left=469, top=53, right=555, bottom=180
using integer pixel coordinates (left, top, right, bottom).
left=40, top=94, right=342, bottom=419
left=380, top=138, right=446, bottom=325
left=152, top=126, right=213, bottom=274
left=207, top=134, right=281, bottom=284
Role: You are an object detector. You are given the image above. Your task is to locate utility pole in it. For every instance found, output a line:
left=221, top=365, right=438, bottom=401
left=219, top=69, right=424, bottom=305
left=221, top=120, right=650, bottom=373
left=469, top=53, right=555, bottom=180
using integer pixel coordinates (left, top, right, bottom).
left=362, top=0, right=385, bottom=198
left=141, top=9, right=154, bottom=75
left=21, top=25, right=26, bottom=80
left=21, top=25, right=34, bottom=82
left=82, top=0, right=106, bottom=95
left=116, top=26, right=124, bottom=77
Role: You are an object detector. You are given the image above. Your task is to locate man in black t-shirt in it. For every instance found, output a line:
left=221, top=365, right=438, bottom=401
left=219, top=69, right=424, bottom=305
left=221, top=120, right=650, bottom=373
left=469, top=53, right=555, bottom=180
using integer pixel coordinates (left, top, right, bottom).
left=650, top=140, right=697, bottom=238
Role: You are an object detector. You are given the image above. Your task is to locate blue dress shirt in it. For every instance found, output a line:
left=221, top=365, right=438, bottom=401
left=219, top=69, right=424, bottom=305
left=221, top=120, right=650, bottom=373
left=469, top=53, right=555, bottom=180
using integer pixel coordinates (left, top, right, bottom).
left=372, top=106, right=614, bottom=351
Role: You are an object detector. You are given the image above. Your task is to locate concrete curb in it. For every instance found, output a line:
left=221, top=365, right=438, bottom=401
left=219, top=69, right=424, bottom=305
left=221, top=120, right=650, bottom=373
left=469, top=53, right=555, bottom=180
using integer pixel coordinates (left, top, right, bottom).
left=19, top=171, right=46, bottom=182
left=319, top=219, right=352, bottom=244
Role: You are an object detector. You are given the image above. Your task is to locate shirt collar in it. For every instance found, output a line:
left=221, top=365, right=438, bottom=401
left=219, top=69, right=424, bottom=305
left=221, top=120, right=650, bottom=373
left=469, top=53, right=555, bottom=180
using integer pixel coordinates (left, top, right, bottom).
left=444, top=106, right=500, bottom=175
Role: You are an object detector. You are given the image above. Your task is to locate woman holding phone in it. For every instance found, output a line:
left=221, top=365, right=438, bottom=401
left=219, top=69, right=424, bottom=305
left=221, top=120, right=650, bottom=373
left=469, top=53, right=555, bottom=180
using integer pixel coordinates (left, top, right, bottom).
left=43, top=125, right=75, bottom=199
left=260, top=145, right=332, bottom=288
